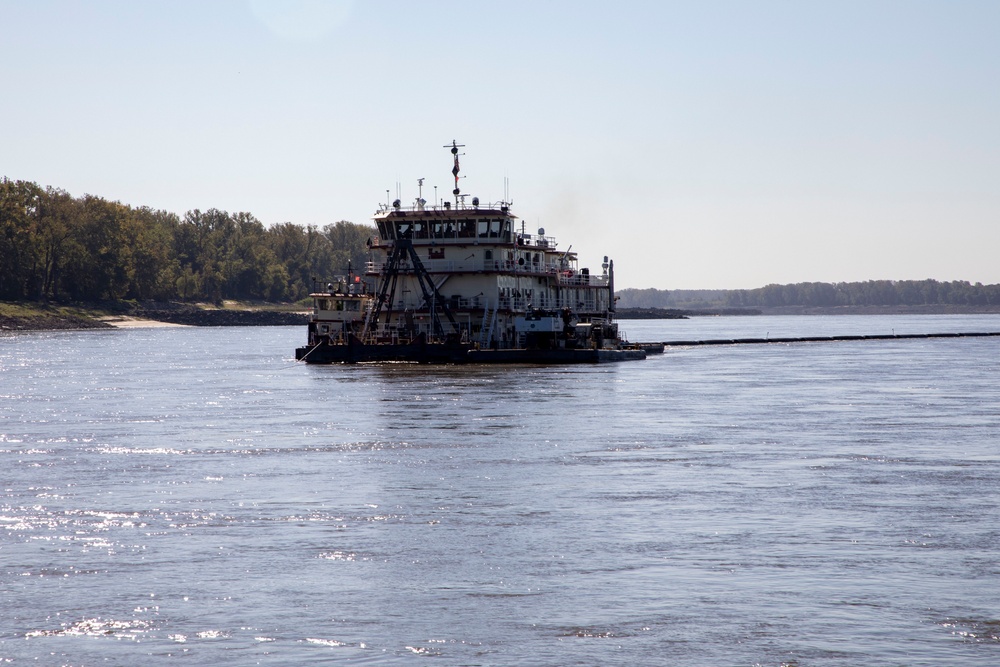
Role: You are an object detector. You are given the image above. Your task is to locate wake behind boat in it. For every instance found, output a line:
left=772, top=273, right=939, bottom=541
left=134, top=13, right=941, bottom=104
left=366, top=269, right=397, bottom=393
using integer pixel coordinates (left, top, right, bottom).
left=295, top=141, right=654, bottom=364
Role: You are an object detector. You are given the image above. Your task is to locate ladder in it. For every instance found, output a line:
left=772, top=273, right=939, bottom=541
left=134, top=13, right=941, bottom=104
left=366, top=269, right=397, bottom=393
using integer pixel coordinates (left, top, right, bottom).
left=480, top=301, right=498, bottom=347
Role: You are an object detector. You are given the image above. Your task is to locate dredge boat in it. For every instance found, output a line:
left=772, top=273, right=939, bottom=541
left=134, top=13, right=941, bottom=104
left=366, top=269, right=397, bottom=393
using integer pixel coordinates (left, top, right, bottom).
left=295, top=141, right=652, bottom=364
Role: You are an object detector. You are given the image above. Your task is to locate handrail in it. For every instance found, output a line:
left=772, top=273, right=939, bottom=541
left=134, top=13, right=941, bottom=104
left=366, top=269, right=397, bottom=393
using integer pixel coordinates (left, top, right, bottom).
left=364, top=259, right=609, bottom=285
left=375, top=199, right=514, bottom=214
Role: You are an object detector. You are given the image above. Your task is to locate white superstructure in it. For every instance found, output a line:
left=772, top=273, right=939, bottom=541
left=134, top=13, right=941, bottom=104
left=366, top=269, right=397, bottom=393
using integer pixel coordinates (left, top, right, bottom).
left=365, top=142, right=618, bottom=349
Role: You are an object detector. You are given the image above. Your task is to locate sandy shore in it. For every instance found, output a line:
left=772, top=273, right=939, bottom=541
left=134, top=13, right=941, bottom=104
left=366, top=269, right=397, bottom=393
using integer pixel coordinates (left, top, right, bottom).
left=2, top=303, right=306, bottom=331
left=98, top=316, right=189, bottom=328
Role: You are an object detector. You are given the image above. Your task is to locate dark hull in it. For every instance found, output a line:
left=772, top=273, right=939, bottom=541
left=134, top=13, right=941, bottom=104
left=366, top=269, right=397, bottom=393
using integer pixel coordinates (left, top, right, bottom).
left=466, top=347, right=646, bottom=363
left=295, top=337, right=646, bottom=364
left=296, top=337, right=468, bottom=364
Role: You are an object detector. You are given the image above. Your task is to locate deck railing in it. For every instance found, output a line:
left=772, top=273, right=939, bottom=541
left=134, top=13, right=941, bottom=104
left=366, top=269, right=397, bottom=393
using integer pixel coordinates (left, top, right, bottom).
left=364, top=259, right=609, bottom=286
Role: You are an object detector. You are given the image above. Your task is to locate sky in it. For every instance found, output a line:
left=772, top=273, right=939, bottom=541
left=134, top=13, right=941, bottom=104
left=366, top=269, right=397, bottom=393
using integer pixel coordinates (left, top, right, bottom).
left=2, top=0, right=998, bottom=290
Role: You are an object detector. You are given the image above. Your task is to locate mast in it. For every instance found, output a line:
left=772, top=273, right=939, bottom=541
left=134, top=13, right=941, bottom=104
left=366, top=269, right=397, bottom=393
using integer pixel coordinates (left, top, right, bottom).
left=608, top=259, right=615, bottom=313
left=444, top=140, right=465, bottom=205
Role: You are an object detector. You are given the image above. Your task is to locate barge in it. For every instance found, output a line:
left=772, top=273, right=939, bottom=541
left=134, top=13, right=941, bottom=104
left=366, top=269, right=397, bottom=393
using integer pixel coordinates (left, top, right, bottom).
left=295, top=141, right=651, bottom=364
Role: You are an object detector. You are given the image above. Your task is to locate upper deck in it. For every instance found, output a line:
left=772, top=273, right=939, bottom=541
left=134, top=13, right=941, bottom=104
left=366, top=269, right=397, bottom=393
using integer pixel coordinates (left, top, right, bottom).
left=373, top=200, right=527, bottom=245
left=367, top=198, right=601, bottom=286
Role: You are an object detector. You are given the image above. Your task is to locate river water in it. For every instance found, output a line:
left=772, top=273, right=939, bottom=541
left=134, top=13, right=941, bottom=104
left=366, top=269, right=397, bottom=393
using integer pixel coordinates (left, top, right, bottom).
left=2, top=315, right=1000, bottom=666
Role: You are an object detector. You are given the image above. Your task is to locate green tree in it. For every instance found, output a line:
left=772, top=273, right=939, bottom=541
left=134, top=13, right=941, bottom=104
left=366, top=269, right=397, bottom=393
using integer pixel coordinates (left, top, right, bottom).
left=129, top=207, right=180, bottom=300
left=323, top=220, right=376, bottom=277
left=0, top=178, right=46, bottom=299
left=61, top=196, right=138, bottom=300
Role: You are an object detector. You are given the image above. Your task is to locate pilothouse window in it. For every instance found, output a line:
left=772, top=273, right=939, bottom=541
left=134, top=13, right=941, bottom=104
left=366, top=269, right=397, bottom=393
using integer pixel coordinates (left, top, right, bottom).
left=477, top=218, right=505, bottom=239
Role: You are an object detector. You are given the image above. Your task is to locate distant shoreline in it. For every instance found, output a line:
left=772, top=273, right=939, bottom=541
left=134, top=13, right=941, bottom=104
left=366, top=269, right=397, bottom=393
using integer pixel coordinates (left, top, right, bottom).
left=756, top=304, right=1000, bottom=316
left=615, top=307, right=759, bottom=319
left=617, top=304, right=1000, bottom=318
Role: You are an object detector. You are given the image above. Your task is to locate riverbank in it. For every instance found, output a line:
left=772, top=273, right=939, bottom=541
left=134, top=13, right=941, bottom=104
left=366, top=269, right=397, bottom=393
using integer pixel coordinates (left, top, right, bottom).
left=0, top=303, right=114, bottom=331
left=0, top=301, right=308, bottom=332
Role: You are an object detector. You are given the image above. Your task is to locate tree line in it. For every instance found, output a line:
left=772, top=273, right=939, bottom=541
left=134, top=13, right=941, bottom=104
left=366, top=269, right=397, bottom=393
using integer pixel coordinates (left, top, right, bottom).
left=724, top=280, right=1000, bottom=308
left=0, top=178, right=374, bottom=303
left=619, top=279, right=1000, bottom=310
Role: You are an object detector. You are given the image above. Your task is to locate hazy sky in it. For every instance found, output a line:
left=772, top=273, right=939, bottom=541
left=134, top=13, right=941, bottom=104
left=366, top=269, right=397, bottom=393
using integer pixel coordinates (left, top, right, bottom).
left=3, top=1, right=998, bottom=289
